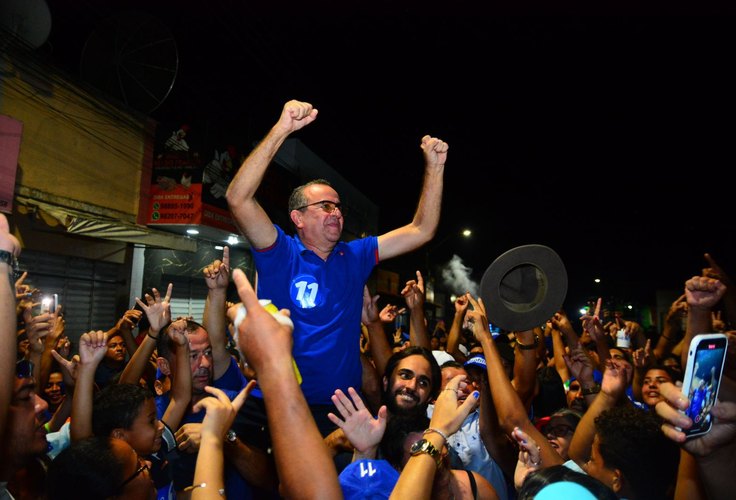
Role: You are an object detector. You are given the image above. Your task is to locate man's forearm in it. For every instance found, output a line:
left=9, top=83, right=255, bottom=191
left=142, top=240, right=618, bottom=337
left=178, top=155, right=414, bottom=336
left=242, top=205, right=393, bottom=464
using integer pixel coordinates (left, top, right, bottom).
left=226, top=126, right=289, bottom=210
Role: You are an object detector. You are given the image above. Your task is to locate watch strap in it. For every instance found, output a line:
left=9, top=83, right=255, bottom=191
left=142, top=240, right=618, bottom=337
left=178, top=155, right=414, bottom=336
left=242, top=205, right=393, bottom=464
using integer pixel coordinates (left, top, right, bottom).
left=515, top=333, right=539, bottom=350
left=581, top=384, right=601, bottom=396
left=411, top=438, right=442, bottom=467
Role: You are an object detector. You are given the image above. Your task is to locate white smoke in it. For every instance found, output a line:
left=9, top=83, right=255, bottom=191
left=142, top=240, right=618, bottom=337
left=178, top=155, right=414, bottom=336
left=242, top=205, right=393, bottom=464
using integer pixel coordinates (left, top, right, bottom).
left=440, top=254, right=479, bottom=297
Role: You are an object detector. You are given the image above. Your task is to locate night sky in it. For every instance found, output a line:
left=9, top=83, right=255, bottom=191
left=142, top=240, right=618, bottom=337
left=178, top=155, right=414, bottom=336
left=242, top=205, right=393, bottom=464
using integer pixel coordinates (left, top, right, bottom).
left=22, top=2, right=736, bottom=313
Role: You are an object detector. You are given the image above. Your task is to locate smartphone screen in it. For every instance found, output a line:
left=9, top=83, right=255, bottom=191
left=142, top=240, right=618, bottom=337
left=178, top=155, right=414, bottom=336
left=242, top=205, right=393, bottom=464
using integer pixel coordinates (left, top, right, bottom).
left=41, top=294, right=58, bottom=314
left=679, top=333, right=728, bottom=438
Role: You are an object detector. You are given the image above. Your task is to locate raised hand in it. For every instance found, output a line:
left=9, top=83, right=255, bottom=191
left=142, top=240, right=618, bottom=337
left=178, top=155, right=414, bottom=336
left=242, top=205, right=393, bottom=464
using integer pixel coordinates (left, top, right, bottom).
left=703, top=253, right=735, bottom=288
left=77, top=330, right=108, bottom=367
left=51, top=350, right=80, bottom=387
left=361, top=286, right=380, bottom=325
left=655, top=380, right=736, bottom=455
left=632, top=339, right=653, bottom=369
left=455, top=292, right=470, bottom=315
left=600, top=357, right=633, bottom=399
left=116, top=309, right=142, bottom=333
left=401, top=270, right=425, bottom=311
left=14, top=271, right=39, bottom=304
left=685, top=276, right=726, bottom=310
left=512, top=426, right=543, bottom=489
left=564, top=343, right=595, bottom=385
left=429, top=374, right=478, bottom=437
left=203, top=246, right=230, bottom=291
left=420, top=135, right=449, bottom=168
left=379, top=304, right=404, bottom=324
left=327, top=387, right=387, bottom=454
left=231, top=268, right=294, bottom=375
left=665, top=294, right=688, bottom=328
left=136, top=284, right=173, bottom=334
left=580, top=297, right=605, bottom=342
left=193, top=383, right=254, bottom=440
left=278, top=100, right=318, bottom=134
left=22, top=305, right=51, bottom=354
left=167, top=318, right=189, bottom=346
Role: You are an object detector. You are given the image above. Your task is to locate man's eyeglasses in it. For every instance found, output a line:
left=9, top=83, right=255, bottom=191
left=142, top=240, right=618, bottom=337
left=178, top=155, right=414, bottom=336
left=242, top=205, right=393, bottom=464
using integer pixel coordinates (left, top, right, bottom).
left=120, top=459, right=150, bottom=488
left=543, top=424, right=574, bottom=438
left=16, top=359, right=34, bottom=378
left=294, top=200, right=345, bottom=215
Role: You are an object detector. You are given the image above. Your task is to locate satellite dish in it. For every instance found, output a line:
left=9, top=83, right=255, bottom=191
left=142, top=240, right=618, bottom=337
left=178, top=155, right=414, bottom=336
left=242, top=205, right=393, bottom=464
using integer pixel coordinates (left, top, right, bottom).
left=0, top=0, right=52, bottom=48
left=80, top=11, right=178, bottom=114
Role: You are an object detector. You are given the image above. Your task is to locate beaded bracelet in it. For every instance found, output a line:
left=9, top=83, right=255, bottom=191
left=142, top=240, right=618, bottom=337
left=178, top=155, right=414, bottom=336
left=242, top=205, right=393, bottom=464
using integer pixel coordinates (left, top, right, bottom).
left=423, top=427, right=449, bottom=444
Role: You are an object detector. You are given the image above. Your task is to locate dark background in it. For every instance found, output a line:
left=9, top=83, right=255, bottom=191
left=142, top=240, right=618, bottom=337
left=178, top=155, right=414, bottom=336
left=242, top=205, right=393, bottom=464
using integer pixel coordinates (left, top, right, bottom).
left=19, top=1, right=736, bottom=315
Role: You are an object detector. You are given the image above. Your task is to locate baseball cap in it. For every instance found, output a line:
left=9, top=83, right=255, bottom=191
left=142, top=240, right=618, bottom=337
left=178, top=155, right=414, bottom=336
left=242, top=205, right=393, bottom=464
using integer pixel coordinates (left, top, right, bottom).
left=535, top=408, right=583, bottom=434
left=432, top=350, right=455, bottom=367
left=338, top=459, right=399, bottom=500
left=464, top=354, right=487, bottom=370
left=535, top=482, right=597, bottom=500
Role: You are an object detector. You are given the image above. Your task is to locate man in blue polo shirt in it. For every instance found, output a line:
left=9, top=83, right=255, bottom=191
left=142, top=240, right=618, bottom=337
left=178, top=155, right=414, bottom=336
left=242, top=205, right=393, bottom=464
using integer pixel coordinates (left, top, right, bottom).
left=226, top=99, right=448, bottom=447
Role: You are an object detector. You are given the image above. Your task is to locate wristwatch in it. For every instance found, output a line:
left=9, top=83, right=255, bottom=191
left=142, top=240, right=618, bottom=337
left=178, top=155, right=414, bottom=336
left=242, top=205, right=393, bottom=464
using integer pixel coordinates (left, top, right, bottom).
left=410, top=438, right=442, bottom=466
left=0, top=250, right=19, bottom=288
left=581, top=384, right=601, bottom=396
left=225, top=429, right=237, bottom=444
left=515, top=333, right=539, bottom=351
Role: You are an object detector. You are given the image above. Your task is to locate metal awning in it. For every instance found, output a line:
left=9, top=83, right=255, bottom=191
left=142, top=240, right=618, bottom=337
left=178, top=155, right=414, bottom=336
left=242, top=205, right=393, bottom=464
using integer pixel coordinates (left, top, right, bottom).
left=15, top=195, right=197, bottom=252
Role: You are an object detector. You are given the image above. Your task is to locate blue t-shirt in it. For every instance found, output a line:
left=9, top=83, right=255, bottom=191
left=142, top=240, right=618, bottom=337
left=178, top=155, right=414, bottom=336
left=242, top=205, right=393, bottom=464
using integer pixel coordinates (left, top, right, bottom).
left=251, top=224, right=378, bottom=404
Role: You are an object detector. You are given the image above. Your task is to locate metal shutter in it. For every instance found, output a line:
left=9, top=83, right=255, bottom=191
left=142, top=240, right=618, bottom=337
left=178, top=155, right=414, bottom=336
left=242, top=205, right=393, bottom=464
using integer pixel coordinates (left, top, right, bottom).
left=166, top=274, right=208, bottom=324
left=18, top=250, right=122, bottom=349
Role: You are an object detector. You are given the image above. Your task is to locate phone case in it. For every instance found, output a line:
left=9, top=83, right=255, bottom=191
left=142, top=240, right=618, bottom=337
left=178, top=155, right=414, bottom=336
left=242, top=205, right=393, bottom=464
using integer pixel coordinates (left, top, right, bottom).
left=678, top=333, right=728, bottom=438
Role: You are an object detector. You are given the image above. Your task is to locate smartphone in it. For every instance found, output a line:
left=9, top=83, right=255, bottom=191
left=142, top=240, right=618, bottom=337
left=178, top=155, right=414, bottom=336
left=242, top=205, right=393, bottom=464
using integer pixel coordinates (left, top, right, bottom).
left=41, top=294, right=58, bottom=314
left=678, top=333, right=728, bottom=438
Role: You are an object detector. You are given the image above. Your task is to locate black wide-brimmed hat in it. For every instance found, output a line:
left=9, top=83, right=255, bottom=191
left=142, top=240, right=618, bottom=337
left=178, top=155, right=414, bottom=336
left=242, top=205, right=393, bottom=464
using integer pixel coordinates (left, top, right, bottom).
left=480, top=244, right=568, bottom=332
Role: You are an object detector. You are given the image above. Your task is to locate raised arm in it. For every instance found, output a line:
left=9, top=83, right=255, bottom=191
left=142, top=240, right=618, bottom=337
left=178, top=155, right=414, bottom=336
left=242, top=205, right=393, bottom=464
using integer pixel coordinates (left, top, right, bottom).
left=160, top=320, right=192, bottom=430
left=567, top=357, right=633, bottom=466
left=580, top=297, right=610, bottom=368
left=390, top=374, right=479, bottom=500
left=109, top=309, right=142, bottom=356
left=682, top=276, right=726, bottom=369
left=401, top=270, right=430, bottom=349
left=654, top=294, right=687, bottom=361
left=70, top=330, right=109, bottom=441
left=377, top=135, right=447, bottom=260
left=511, top=328, right=542, bottom=411
left=446, top=293, right=469, bottom=359
left=0, top=213, right=20, bottom=437
left=189, top=385, right=252, bottom=500
left=655, top=338, right=736, bottom=500
left=232, top=268, right=342, bottom=500
left=202, top=246, right=233, bottom=380
left=703, top=253, right=736, bottom=329
left=467, top=294, right=563, bottom=469
left=549, top=321, right=570, bottom=382
left=327, top=387, right=387, bottom=462
left=362, top=286, right=392, bottom=379
left=226, top=100, right=318, bottom=249
left=120, top=285, right=172, bottom=385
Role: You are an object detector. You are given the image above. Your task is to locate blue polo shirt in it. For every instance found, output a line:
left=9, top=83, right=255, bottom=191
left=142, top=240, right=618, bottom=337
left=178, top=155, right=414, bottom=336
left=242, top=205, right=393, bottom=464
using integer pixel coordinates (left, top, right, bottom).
left=251, top=224, right=378, bottom=404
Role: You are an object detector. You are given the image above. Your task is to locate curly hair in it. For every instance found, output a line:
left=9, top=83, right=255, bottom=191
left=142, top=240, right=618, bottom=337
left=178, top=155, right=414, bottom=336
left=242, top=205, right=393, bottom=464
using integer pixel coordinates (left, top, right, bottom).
left=594, top=405, right=679, bottom=500
left=519, top=464, right=617, bottom=500
left=92, top=383, right=153, bottom=437
left=46, top=436, right=126, bottom=499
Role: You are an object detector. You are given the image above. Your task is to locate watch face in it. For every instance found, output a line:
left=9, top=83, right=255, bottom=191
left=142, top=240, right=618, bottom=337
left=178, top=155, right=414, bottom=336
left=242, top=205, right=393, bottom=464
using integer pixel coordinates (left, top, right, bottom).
left=410, top=439, right=428, bottom=454
left=226, top=430, right=237, bottom=442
